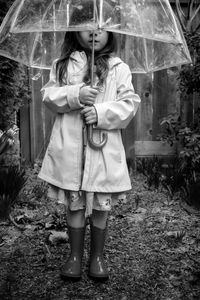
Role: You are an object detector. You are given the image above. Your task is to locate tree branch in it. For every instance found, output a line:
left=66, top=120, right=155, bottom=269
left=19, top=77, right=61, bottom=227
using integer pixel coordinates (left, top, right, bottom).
left=175, top=0, right=187, bottom=31
left=189, top=3, right=200, bottom=32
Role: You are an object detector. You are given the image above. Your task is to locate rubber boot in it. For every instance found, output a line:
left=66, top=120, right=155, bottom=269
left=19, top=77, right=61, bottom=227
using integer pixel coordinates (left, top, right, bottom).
left=88, top=225, right=109, bottom=281
left=60, top=226, right=85, bottom=281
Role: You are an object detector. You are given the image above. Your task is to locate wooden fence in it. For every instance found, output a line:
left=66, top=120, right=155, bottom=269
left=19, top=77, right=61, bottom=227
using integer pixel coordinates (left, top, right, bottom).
left=20, top=68, right=181, bottom=163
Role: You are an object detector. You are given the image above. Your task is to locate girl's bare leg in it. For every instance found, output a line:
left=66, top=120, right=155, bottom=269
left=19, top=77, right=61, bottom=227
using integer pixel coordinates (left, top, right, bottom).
left=67, top=209, right=85, bottom=228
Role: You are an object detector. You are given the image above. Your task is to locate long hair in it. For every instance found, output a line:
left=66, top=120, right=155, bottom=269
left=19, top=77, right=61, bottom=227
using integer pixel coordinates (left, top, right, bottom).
left=56, top=1, right=117, bottom=86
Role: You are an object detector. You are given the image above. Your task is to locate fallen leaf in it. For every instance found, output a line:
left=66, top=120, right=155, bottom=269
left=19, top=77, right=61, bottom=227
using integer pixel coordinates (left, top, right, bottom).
left=135, top=207, right=147, bottom=214
left=126, top=214, right=145, bottom=223
left=151, top=207, right=161, bottom=214
left=165, top=230, right=186, bottom=240
left=48, top=231, right=68, bottom=245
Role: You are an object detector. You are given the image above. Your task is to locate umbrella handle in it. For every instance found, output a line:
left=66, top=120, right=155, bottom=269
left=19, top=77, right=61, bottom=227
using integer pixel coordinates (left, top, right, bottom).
left=87, top=125, right=108, bottom=150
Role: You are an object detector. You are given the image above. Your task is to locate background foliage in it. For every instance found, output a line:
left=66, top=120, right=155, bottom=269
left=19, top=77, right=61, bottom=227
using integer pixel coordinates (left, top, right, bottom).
left=0, top=0, right=30, bottom=131
left=176, top=0, right=200, bottom=97
left=179, top=32, right=200, bottom=96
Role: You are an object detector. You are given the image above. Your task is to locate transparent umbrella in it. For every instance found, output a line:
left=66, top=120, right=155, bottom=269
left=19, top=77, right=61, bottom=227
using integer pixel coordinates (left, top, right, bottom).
left=0, top=0, right=191, bottom=72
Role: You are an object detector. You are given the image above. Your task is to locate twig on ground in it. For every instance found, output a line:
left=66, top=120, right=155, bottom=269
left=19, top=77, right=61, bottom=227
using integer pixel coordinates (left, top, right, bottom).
left=45, top=244, right=52, bottom=257
left=9, top=213, right=26, bottom=231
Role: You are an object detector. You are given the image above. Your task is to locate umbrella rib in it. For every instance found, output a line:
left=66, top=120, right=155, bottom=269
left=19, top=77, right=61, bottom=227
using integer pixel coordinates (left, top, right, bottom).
left=29, top=33, right=38, bottom=67
left=137, top=4, right=148, bottom=72
left=161, top=0, right=182, bottom=43
left=30, top=33, right=47, bottom=69
left=66, top=1, right=70, bottom=28
left=10, top=0, right=25, bottom=33
left=143, top=38, right=149, bottom=73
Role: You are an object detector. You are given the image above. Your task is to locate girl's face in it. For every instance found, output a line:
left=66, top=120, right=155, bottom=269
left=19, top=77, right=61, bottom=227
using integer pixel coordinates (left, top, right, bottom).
left=77, top=30, right=109, bottom=52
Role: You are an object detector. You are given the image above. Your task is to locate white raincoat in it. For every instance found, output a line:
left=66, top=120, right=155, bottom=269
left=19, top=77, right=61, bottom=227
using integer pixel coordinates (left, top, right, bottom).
left=38, top=51, right=140, bottom=213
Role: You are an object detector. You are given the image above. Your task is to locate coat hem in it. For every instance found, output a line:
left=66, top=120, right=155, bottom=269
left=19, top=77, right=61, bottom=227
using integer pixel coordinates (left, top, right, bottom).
left=38, top=173, right=131, bottom=193
left=38, top=173, right=81, bottom=191
left=81, top=185, right=132, bottom=193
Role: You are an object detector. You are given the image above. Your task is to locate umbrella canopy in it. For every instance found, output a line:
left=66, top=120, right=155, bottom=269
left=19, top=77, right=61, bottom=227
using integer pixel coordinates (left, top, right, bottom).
left=0, top=0, right=191, bottom=73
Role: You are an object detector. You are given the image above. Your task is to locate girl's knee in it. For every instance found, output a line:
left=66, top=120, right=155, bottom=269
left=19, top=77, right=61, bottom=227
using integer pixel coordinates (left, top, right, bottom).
left=91, top=210, right=108, bottom=229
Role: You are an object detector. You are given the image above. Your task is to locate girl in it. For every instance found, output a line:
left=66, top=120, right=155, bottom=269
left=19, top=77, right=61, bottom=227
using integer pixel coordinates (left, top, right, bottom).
left=38, top=1, right=140, bottom=281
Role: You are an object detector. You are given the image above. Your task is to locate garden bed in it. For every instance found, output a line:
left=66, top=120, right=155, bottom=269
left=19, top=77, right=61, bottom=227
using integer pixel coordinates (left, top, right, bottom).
left=0, top=165, right=200, bottom=300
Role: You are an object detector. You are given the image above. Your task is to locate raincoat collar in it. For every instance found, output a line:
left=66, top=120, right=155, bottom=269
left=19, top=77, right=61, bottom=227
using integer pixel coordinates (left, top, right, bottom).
left=70, top=51, right=122, bottom=70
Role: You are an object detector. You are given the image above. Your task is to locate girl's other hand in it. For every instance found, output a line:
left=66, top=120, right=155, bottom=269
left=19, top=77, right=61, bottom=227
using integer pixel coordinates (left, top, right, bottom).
left=79, top=86, right=99, bottom=105
left=80, top=106, right=97, bottom=125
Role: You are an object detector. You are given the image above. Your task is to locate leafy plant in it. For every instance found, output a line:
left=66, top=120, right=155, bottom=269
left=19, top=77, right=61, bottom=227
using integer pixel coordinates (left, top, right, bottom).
left=0, top=1, right=31, bottom=131
left=160, top=158, right=186, bottom=200
left=158, top=110, right=200, bottom=207
left=0, top=58, right=31, bottom=131
left=178, top=32, right=200, bottom=96
left=158, top=114, right=183, bottom=145
left=137, top=155, right=185, bottom=200
left=175, top=1, right=200, bottom=96
left=137, top=156, right=164, bottom=189
left=0, top=166, right=27, bottom=220
left=0, top=125, right=18, bottom=155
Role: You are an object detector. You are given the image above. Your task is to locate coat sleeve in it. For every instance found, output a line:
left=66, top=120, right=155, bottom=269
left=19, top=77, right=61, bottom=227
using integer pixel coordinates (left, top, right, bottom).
left=94, top=63, right=141, bottom=130
left=41, top=61, right=84, bottom=113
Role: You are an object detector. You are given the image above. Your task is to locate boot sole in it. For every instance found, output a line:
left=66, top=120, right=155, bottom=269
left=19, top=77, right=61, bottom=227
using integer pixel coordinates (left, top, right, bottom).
left=88, top=272, right=109, bottom=282
left=60, top=273, right=81, bottom=282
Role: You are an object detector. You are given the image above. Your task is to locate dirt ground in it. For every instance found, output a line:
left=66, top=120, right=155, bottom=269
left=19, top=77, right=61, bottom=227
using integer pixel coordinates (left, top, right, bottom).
left=0, top=164, right=200, bottom=300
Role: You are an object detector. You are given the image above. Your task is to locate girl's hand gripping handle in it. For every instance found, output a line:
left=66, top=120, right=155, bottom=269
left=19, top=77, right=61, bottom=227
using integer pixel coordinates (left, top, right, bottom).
left=79, top=85, right=108, bottom=149
left=79, top=86, right=99, bottom=106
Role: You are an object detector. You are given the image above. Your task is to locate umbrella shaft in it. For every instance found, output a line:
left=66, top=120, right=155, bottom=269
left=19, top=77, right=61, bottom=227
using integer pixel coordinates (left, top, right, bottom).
left=91, top=0, right=97, bottom=87
left=91, top=31, right=96, bottom=87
